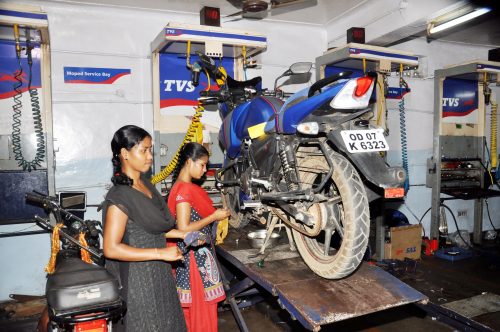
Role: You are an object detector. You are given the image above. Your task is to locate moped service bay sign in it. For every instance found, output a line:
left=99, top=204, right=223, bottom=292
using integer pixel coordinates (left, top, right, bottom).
left=341, top=129, right=389, bottom=153
left=64, top=67, right=131, bottom=84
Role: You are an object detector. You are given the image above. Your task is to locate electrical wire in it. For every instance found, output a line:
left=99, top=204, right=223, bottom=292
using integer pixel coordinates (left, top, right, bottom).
left=484, top=199, right=498, bottom=233
left=419, top=207, right=431, bottom=238
left=479, top=157, right=497, bottom=188
left=403, top=202, right=426, bottom=238
left=441, top=203, right=472, bottom=249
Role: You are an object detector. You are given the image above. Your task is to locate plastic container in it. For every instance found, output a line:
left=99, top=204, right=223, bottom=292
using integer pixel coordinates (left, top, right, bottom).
left=434, top=246, right=473, bottom=261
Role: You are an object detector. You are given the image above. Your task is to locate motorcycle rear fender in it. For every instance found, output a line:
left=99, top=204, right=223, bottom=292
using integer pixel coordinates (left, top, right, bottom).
left=327, top=130, right=406, bottom=189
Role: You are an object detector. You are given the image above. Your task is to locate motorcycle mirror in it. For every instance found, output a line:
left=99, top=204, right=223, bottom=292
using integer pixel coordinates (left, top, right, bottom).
left=289, top=62, right=313, bottom=75
left=274, top=62, right=313, bottom=92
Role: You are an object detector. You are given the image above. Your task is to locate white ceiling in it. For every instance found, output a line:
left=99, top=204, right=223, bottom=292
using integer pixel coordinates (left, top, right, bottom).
left=44, top=0, right=373, bottom=26
left=46, top=0, right=500, bottom=47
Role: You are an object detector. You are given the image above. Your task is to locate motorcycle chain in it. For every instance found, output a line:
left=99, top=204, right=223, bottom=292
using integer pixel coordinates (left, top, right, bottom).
left=270, top=205, right=322, bottom=237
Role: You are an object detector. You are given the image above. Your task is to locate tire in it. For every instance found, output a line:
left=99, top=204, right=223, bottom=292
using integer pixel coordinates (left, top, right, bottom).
left=222, top=167, right=246, bottom=228
left=292, top=146, right=370, bottom=279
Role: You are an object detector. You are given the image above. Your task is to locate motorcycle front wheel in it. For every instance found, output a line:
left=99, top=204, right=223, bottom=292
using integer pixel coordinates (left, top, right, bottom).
left=222, top=167, right=247, bottom=228
left=292, top=146, right=370, bottom=279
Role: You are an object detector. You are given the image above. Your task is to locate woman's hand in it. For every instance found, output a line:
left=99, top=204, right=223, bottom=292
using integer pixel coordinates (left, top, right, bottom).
left=157, top=246, right=183, bottom=262
left=210, top=208, right=231, bottom=222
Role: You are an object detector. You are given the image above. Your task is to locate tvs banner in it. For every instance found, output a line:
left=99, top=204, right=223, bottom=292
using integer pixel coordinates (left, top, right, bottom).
left=159, top=53, right=234, bottom=129
left=159, top=53, right=234, bottom=109
left=0, top=40, right=41, bottom=100
left=63, top=67, right=131, bottom=84
left=442, top=78, right=478, bottom=124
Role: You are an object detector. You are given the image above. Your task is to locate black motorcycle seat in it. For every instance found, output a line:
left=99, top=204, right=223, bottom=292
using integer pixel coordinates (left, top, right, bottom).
left=226, top=75, right=262, bottom=89
left=46, top=256, right=120, bottom=312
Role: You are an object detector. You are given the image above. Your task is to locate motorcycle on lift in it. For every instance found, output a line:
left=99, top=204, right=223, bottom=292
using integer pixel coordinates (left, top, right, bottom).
left=26, top=192, right=125, bottom=332
left=191, top=53, right=406, bottom=279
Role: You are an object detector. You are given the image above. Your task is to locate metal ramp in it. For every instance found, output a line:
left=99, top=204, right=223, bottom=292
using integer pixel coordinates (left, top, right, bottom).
left=216, top=229, right=428, bottom=331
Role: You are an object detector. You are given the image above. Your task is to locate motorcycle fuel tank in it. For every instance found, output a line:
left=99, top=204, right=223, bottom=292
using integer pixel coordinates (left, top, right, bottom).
left=219, top=96, right=283, bottom=158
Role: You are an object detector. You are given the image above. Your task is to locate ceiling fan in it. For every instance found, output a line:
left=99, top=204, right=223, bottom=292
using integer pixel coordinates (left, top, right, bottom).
left=225, top=0, right=318, bottom=21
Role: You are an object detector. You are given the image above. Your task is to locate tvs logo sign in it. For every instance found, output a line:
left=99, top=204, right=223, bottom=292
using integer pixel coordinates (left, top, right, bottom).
left=165, top=28, right=182, bottom=36
left=442, top=78, right=478, bottom=123
left=442, top=98, right=459, bottom=107
left=159, top=53, right=234, bottom=110
left=163, top=80, right=195, bottom=92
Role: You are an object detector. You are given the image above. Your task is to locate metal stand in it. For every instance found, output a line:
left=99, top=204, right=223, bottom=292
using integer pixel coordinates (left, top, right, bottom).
left=428, top=61, right=500, bottom=244
left=216, top=228, right=427, bottom=331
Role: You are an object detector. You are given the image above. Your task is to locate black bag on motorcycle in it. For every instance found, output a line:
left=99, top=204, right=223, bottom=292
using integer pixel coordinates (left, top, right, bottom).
left=46, top=256, right=121, bottom=313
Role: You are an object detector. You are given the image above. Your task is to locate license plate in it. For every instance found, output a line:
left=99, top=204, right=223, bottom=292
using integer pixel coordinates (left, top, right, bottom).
left=340, top=129, right=389, bottom=153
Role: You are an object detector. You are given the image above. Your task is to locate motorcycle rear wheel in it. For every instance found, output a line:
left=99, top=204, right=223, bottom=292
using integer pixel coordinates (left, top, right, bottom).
left=292, top=147, right=370, bottom=279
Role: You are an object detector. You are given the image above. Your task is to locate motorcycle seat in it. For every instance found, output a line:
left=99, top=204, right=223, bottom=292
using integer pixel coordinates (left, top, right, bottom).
left=226, top=75, right=262, bottom=90
left=46, top=256, right=121, bottom=313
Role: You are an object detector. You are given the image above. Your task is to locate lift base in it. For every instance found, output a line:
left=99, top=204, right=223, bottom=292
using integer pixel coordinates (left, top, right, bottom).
left=217, top=229, right=427, bottom=331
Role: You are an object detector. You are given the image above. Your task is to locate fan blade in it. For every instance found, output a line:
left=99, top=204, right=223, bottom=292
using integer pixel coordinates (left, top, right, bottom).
left=269, top=0, right=318, bottom=16
left=225, top=10, right=246, bottom=18
left=242, top=10, right=268, bottom=19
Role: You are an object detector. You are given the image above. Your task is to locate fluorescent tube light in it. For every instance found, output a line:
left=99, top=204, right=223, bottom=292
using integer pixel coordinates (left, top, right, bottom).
left=429, top=7, right=491, bottom=34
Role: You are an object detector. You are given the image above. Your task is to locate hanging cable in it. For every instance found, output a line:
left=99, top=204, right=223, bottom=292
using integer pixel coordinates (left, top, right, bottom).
left=399, top=64, right=409, bottom=193
left=11, top=24, right=24, bottom=169
left=242, top=45, right=247, bottom=80
left=10, top=25, right=45, bottom=171
left=151, top=44, right=210, bottom=184
left=484, top=199, right=498, bottom=233
left=26, top=28, right=45, bottom=169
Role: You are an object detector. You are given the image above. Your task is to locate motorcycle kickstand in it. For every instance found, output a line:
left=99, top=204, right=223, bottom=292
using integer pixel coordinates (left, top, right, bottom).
left=284, top=226, right=296, bottom=252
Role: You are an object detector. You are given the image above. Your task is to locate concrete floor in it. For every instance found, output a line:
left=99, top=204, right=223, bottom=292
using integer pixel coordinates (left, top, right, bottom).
left=1, top=241, right=500, bottom=332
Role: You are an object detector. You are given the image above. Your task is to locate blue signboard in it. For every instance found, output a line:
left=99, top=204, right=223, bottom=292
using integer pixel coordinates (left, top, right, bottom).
left=386, top=87, right=410, bottom=99
left=159, top=53, right=234, bottom=110
left=442, top=78, right=478, bottom=123
left=0, top=40, right=41, bottom=100
left=63, top=67, right=131, bottom=84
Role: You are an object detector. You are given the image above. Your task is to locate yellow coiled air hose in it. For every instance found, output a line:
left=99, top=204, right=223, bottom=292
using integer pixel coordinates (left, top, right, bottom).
left=151, top=104, right=205, bottom=184
left=491, top=101, right=498, bottom=170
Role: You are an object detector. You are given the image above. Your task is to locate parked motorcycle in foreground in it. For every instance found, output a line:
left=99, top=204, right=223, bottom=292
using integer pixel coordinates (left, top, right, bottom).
left=192, top=53, right=406, bottom=279
left=26, top=192, right=125, bottom=331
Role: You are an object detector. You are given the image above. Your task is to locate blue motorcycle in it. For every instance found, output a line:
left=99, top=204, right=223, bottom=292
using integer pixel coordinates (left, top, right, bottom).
left=193, top=53, right=405, bottom=279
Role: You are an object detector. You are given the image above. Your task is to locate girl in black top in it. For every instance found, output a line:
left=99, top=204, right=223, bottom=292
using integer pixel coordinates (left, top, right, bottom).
left=102, top=125, right=189, bottom=332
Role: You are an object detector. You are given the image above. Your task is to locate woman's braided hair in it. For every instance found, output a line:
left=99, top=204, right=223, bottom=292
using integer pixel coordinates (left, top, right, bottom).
left=110, top=125, right=151, bottom=186
left=171, top=142, right=209, bottom=184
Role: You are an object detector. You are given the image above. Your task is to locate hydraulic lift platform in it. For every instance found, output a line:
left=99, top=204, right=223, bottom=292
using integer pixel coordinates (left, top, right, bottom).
left=217, top=228, right=428, bottom=331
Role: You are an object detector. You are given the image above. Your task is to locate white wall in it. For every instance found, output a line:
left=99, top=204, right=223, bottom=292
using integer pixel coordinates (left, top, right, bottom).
left=0, top=0, right=325, bottom=300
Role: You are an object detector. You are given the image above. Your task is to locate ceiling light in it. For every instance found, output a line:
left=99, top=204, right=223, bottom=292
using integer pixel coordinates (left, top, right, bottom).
left=428, top=7, right=491, bottom=34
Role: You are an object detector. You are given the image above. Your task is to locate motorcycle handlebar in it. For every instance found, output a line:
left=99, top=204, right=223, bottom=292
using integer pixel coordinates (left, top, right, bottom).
left=25, top=192, right=54, bottom=206
left=200, top=90, right=222, bottom=98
